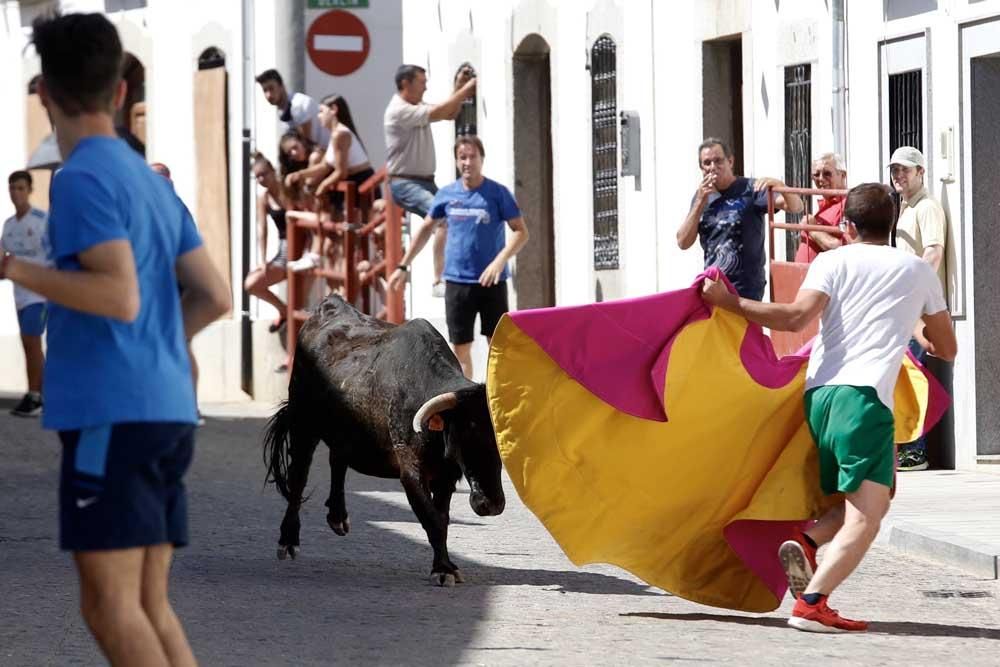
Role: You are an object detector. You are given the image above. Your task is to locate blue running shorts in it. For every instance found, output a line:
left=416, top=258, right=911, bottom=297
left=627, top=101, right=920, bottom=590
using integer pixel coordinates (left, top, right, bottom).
left=59, top=422, right=195, bottom=551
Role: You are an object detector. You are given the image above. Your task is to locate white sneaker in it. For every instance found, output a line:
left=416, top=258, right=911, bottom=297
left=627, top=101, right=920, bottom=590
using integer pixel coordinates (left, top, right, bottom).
left=288, top=252, right=320, bottom=273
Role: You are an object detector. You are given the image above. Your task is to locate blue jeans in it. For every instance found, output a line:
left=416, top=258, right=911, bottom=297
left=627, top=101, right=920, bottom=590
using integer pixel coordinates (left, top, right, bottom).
left=389, top=178, right=437, bottom=218
left=900, top=337, right=928, bottom=453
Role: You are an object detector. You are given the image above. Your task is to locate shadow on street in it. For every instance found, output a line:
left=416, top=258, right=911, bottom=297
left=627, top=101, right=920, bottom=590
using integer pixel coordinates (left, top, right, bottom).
left=0, top=408, right=657, bottom=666
left=621, top=612, right=1000, bottom=640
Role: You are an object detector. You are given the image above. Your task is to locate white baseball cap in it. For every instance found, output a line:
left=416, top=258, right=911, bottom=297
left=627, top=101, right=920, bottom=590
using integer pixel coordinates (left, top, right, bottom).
left=888, top=146, right=926, bottom=169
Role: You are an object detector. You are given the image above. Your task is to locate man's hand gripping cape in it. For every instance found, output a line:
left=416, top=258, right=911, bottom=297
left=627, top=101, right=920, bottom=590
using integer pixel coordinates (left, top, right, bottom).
left=486, top=270, right=948, bottom=612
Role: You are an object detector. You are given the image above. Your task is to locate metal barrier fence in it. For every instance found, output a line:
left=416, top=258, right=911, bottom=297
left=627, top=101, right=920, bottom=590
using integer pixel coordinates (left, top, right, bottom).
left=284, top=166, right=405, bottom=363
left=766, top=185, right=848, bottom=357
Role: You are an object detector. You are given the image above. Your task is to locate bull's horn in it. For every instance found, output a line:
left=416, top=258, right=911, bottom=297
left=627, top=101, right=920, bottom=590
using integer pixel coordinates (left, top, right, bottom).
left=413, top=392, right=458, bottom=433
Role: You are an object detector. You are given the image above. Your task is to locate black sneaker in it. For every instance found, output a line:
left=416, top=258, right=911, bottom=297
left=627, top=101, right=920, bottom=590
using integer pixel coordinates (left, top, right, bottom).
left=898, top=447, right=928, bottom=472
left=10, top=393, right=42, bottom=418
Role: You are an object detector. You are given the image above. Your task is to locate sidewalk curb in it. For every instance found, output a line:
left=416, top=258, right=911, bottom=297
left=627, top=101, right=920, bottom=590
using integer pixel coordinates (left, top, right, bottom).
left=881, top=520, right=1000, bottom=580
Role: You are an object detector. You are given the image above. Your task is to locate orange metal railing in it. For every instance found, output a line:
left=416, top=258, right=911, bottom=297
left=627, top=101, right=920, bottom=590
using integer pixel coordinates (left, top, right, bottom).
left=766, top=185, right=849, bottom=357
left=284, top=166, right=405, bottom=363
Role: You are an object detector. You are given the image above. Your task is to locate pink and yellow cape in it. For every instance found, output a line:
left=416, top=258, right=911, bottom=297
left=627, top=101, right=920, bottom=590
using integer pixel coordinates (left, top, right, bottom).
left=486, top=270, right=948, bottom=613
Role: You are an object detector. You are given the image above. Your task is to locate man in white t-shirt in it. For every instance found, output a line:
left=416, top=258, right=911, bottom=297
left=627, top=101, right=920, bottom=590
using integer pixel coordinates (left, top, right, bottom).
left=703, top=183, right=956, bottom=633
left=2, top=170, right=53, bottom=417
left=256, top=68, right=330, bottom=149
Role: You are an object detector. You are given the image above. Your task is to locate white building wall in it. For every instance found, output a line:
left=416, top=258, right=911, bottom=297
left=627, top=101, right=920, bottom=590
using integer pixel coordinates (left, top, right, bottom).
left=542, top=2, right=591, bottom=306
left=650, top=2, right=706, bottom=293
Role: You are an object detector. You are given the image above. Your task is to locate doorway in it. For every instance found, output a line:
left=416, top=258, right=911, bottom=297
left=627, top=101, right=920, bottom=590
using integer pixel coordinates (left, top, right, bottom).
left=512, top=34, right=555, bottom=310
left=193, top=47, right=233, bottom=301
left=964, top=21, right=1000, bottom=457
left=702, top=36, right=743, bottom=175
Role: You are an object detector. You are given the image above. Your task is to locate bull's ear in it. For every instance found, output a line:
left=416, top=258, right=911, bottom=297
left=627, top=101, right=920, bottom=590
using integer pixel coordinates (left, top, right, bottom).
left=428, top=414, right=445, bottom=431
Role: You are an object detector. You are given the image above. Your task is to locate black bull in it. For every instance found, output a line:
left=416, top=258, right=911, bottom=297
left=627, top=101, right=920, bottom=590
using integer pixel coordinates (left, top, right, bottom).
left=263, top=295, right=505, bottom=585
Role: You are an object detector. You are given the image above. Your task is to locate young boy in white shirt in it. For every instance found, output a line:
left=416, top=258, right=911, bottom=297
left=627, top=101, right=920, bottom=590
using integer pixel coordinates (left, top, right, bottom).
left=2, top=170, right=52, bottom=416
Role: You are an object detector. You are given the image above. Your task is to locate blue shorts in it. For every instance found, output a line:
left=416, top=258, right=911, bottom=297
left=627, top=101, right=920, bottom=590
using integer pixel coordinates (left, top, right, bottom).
left=17, top=303, right=46, bottom=337
left=59, top=422, right=195, bottom=552
left=389, top=177, right=437, bottom=218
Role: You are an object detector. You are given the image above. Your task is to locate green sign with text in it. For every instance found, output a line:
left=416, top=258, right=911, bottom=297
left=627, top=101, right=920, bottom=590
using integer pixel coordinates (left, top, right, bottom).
left=308, top=0, right=369, bottom=8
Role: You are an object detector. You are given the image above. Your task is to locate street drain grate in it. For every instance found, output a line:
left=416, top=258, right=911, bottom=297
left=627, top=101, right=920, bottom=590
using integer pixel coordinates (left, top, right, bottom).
left=921, top=590, right=994, bottom=599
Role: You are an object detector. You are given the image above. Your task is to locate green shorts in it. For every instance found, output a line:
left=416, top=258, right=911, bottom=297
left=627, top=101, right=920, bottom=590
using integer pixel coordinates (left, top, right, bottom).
left=804, top=385, right=895, bottom=495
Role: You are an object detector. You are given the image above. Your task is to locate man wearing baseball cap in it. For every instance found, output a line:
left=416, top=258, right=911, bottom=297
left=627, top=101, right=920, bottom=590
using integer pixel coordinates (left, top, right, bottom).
left=889, top=145, right=948, bottom=472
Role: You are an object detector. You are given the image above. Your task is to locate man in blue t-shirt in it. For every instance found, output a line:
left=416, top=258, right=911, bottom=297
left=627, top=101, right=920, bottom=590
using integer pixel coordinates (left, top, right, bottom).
left=0, top=14, right=230, bottom=664
left=677, top=138, right=803, bottom=300
left=389, top=135, right=529, bottom=378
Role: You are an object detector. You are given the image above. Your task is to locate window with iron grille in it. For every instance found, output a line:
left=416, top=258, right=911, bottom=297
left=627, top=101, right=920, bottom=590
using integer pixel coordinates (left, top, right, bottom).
left=454, top=99, right=476, bottom=179
left=784, top=64, right=812, bottom=260
left=591, top=35, right=619, bottom=271
left=454, top=64, right=477, bottom=178
left=455, top=97, right=477, bottom=137
left=888, top=70, right=923, bottom=153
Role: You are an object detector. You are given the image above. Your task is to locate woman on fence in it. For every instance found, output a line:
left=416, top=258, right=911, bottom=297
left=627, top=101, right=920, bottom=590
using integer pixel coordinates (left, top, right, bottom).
left=286, top=94, right=376, bottom=273
left=277, top=131, right=318, bottom=194
left=244, top=152, right=289, bottom=335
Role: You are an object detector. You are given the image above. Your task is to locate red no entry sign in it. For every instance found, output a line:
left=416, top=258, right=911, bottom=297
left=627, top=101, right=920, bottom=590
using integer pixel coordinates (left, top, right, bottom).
left=307, top=9, right=370, bottom=77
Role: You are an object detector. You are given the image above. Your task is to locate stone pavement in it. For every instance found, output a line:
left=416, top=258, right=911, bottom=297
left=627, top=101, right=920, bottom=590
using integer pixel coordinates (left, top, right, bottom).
left=1, top=399, right=999, bottom=665
left=882, top=469, right=1000, bottom=579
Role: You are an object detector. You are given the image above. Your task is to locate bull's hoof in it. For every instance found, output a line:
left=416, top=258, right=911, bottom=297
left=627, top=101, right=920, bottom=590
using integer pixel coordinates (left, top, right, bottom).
left=277, top=545, right=299, bottom=560
left=326, top=515, right=351, bottom=536
left=430, top=569, right=464, bottom=587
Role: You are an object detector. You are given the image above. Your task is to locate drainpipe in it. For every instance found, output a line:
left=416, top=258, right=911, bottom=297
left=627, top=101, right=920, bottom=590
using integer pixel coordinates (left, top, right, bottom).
left=275, top=0, right=306, bottom=94
left=832, top=0, right=847, bottom=159
left=240, top=0, right=254, bottom=397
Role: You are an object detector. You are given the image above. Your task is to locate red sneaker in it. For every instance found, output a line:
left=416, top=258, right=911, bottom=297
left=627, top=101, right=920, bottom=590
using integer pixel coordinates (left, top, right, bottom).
left=779, top=533, right=818, bottom=600
left=788, top=597, right=869, bottom=633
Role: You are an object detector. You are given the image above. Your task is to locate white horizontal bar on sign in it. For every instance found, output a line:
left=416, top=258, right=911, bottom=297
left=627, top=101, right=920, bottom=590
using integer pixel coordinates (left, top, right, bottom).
left=313, top=35, right=365, bottom=52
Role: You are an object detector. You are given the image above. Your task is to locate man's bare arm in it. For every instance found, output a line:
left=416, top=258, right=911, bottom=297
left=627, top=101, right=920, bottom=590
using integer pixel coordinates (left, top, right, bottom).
left=429, top=79, right=477, bottom=122
left=388, top=217, right=444, bottom=291
left=755, top=177, right=805, bottom=214
left=914, top=310, right=957, bottom=362
left=679, top=174, right=717, bottom=250
left=678, top=198, right=705, bottom=250
left=5, top=240, right=140, bottom=321
left=702, top=277, right=828, bottom=332
left=176, top=245, right=231, bottom=340
left=922, top=244, right=944, bottom=272
left=809, top=228, right=843, bottom=251
left=298, top=119, right=314, bottom=144
left=479, top=216, right=529, bottom=287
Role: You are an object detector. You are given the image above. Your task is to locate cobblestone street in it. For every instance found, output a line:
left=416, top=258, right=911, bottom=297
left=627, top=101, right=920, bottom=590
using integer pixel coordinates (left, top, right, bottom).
left=2, top=401, right=999, bottom=666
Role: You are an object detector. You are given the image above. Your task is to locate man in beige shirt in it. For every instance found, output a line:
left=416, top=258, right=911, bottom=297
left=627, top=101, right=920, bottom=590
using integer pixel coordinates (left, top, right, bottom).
left=890, top=145, right=948, bottom=472
left=890, top=146, right=947, bottom=290
left=384, top=64, right=476, bottom=292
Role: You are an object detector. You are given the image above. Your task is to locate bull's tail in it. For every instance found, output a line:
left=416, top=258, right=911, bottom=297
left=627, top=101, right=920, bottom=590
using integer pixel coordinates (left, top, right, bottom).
left=263, top=401, right=294, bottom=500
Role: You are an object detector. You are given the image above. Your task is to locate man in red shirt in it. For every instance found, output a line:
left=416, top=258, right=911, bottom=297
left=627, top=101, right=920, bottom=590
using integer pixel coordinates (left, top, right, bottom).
left=794, top=153, right=848, bottom=263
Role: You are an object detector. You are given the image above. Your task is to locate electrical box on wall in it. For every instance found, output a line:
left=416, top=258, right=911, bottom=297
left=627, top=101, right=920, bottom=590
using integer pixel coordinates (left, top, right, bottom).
left=620, top=110, right=641, bottom=190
